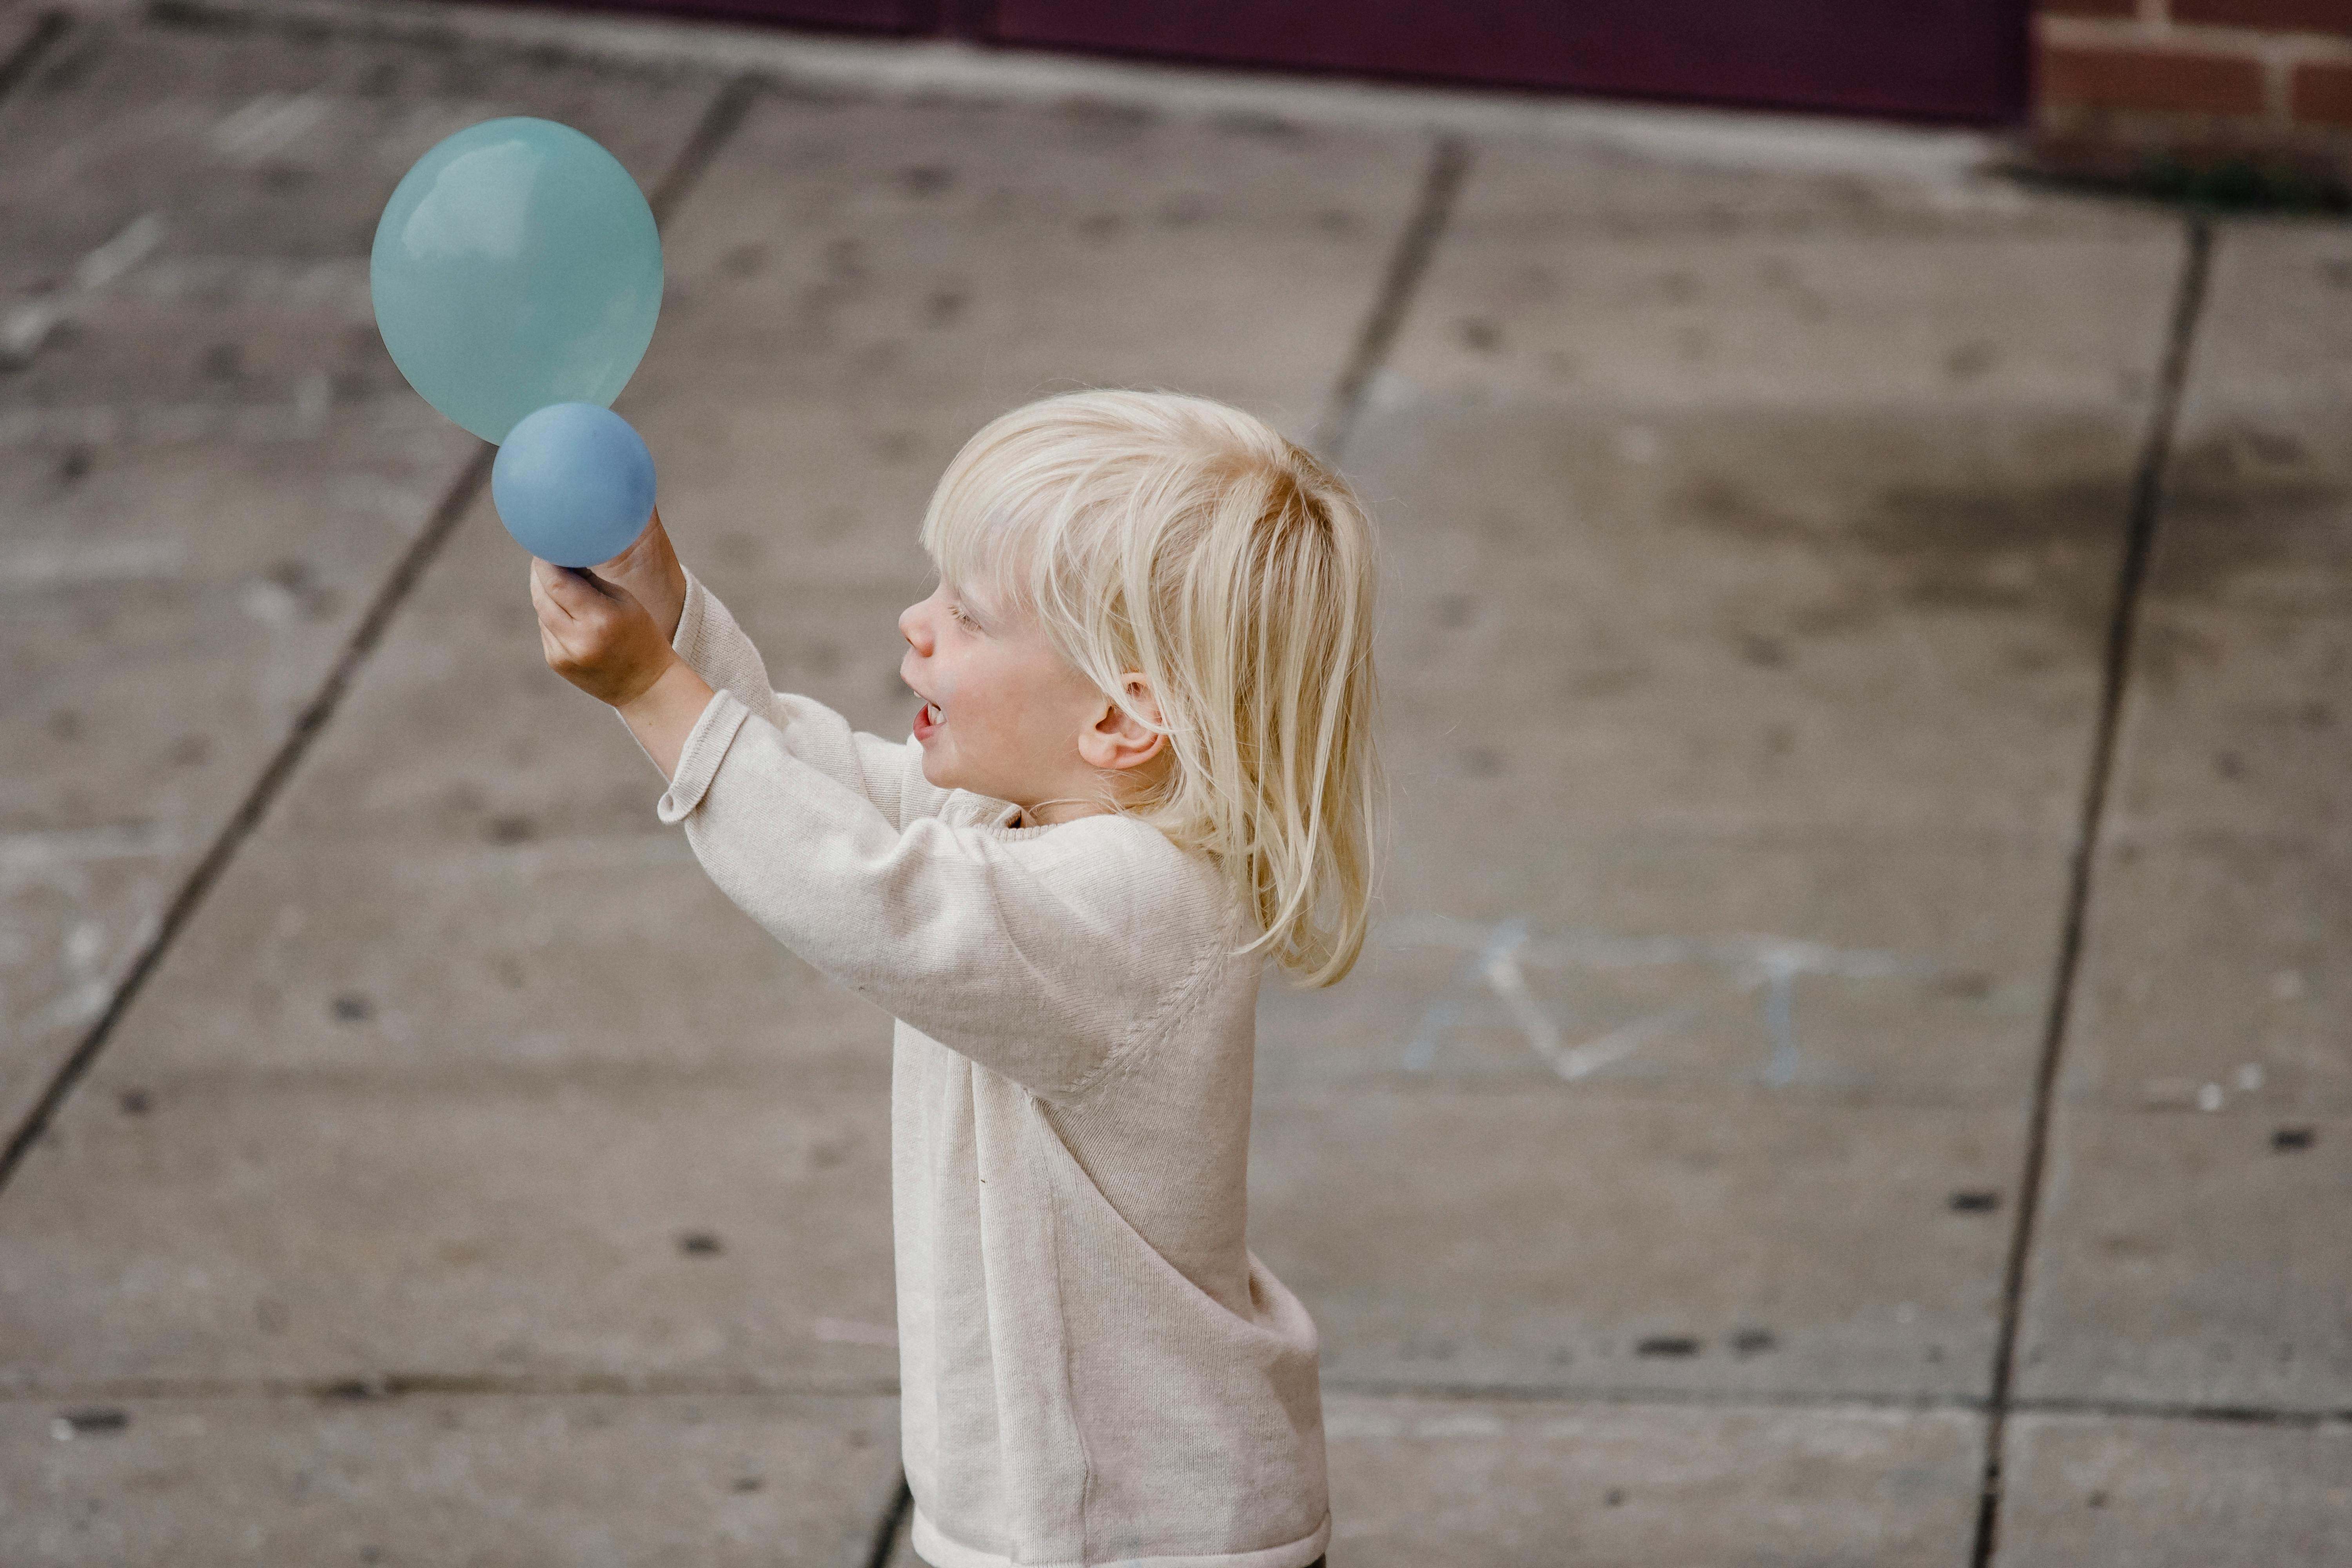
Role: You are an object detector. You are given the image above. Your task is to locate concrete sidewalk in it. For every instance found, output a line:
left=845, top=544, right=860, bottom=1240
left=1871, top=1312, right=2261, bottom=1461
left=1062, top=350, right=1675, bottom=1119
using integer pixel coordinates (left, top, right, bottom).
left=1, top=2, right=2346, bottom=1563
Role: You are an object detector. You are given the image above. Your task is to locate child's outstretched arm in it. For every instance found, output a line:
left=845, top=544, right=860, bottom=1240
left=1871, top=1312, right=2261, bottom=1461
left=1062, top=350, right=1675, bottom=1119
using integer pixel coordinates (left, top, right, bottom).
left=531, top=563, right=1218, bottom=1096
left=560, top=514, right=940, bottom=827
left=530, top=556, right=711, bottom=778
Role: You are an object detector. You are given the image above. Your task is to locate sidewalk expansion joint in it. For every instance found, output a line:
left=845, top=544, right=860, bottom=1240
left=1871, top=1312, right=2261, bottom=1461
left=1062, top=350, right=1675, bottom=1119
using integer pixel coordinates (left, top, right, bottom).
left=1313, top=132, right=1470, bottom=464
left=12, top=1375, right=2346, bottom=1435
left=862, top=1475, right=914, bottom=1568
left=3, top=1372, right=905, bottom=1401
left=0, top=9, right=71, bottom=104
left=1967, top=212, right=2217, bottom=1568
left=0, top=72, right=757, bottom=1202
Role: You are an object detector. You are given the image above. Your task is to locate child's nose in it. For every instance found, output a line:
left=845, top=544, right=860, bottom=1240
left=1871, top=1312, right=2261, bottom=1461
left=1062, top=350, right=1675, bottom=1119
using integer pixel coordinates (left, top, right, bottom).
left=899, top=602, right=931, bottom=654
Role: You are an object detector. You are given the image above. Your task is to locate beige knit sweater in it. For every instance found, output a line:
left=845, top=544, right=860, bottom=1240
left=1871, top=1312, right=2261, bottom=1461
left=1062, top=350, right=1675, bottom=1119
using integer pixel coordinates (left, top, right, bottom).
left=640, top=570, right=1331, bottom=1568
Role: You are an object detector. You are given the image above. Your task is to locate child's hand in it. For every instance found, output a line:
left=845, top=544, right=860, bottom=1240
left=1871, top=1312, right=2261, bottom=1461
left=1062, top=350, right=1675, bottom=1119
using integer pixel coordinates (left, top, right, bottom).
left=530, top=558, right=678, bottom=708
left=588, top=506, right=688, bottom=644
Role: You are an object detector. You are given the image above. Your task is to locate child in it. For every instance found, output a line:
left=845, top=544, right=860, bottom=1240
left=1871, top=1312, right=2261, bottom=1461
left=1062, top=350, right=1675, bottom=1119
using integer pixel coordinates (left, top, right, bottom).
left=528, top=389, right=1376, bottom=1568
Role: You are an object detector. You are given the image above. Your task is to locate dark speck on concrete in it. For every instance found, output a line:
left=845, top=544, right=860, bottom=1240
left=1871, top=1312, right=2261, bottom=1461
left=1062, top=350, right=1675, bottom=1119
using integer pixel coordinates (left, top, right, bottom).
left=1935, top=971, right=1994, bottom=1000
left=56, top=1408, right=129, bottom=1436
left=679, top=1231, right=724, bottom=1256
left=117, top=1088, right=151, bottom=1116
left=1949, top=1190, right=2002, bottom=1214
left=1636, top=1334, right=1700, bottom=1358
left=1211, top=108, right=1300, bottom=139
left=1730, top=1327, right=1777, bottom=1356
left=331, top=993, right=374, bottom=1022
left=2272, top=1126, right=2316, bottom=1152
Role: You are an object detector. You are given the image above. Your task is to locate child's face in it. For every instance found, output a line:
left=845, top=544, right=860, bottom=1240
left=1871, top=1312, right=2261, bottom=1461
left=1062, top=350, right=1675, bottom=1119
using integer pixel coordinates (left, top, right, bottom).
left=898, top=577, right=1111, bottom=809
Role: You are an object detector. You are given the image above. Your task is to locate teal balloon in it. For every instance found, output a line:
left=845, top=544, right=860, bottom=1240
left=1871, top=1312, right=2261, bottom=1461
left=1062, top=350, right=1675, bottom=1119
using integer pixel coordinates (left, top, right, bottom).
left=370, top=118, right=662, bottom=444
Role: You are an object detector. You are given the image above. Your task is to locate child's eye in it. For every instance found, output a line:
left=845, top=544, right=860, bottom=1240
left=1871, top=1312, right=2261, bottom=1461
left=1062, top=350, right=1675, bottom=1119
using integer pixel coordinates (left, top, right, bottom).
left=948, top=603, right=979, bottom=630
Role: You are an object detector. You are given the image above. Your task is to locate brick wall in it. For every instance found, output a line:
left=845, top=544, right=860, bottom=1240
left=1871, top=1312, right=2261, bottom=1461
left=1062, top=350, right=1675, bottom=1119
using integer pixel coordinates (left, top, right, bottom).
left=2037, top=0, right=2352, bottom=189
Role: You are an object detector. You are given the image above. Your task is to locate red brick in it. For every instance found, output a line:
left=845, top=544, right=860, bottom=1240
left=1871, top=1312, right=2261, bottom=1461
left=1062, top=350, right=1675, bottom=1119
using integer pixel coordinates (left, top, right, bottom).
left=2038, top=40, right=2270, bottom=114
left=2174, top=0, right=2352, bottom=39
left=2038, top=0, right=2141, bottom=16
left=2292, top=58, right=2352, bottom=122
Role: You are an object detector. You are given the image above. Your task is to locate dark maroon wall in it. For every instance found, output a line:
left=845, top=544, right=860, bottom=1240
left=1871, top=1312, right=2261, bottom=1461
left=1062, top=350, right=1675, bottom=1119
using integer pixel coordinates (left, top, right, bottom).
left=983, top=1, right=2031, bottom=123
left=475, top=0, right=2030, bottom=125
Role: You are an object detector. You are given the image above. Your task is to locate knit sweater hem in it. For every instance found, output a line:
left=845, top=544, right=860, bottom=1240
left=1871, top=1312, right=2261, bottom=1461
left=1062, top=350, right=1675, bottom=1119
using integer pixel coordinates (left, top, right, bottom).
left=909, top=1509, right=1332, bottom=1568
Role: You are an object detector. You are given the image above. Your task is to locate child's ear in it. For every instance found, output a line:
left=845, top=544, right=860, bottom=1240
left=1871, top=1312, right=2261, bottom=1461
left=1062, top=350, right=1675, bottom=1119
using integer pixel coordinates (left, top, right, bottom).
left=1081, top=675, right=1166, bottom=773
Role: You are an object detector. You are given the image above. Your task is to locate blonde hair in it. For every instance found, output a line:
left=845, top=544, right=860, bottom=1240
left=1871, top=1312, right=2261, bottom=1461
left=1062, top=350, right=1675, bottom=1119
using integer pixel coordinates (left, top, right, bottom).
left=920, top=390, right=1380, bottom=987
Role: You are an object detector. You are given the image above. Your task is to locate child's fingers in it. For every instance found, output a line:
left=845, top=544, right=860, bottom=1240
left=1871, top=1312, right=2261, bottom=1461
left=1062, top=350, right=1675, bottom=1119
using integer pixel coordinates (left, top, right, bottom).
left=528, top=559, right=574, bottom=624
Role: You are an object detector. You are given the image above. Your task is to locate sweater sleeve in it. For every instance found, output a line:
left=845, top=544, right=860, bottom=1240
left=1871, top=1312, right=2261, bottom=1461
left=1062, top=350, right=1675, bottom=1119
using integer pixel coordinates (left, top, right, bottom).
left=659, top=568, right=947, bottom=830
left=657, top=688, right=1216, bottom=1101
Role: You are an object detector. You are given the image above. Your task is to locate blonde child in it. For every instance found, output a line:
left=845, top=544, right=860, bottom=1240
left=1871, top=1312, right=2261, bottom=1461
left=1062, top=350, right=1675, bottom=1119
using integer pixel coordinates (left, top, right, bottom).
left=528, top=389, right=1376, bottom=1568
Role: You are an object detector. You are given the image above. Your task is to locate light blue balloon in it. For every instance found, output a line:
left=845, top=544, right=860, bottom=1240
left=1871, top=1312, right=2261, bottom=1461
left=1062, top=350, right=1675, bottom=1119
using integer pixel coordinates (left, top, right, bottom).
left=492, top=403, right=657, bottom=568
left=371, top=118, right=662, bottom=444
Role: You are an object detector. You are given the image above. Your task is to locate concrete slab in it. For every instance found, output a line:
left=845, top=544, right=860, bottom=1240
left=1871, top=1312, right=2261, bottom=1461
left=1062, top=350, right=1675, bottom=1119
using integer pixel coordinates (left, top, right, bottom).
left=2025, top=223, right=2352, bottom=1411
left=1259, top=840, right=2054, bottom=1107
left=2, top=431, right=457, bottom=1128
left=2062, top=841, right=2350, bottom=1119
left=1361, top=136, right=2181, bottom=838
left=1324, top=130, right=2187, bottom=1103
left=76, top=831, right=895, bottom=1088
left=2015, top=1109, right=2352, bottom=1412
left=0, top=1079, right=898, bottom=1394
left=1998, top=1412, right=2352, bottom=1568
left=1250, top=1091, right=2020, bottom=1400
left=633, top=86, right=1428, bottom=434
left=0, top=13, right=721, bottom=1126
left=1315, top=1395, right=1979, bottom=1568
left=2063, top=221, right=2352, bottom=1113
left=0, top=1392, right=903, bottom=1566
left=1363, top=402, right=2140, bottom=844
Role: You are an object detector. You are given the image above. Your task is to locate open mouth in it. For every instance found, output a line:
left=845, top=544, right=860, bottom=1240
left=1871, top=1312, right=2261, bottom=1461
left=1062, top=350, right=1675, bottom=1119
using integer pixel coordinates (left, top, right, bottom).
left=913, top=699, right=943, bottom=741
